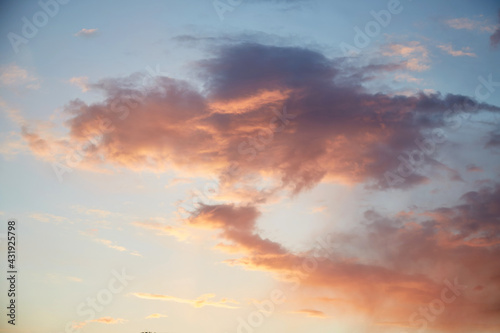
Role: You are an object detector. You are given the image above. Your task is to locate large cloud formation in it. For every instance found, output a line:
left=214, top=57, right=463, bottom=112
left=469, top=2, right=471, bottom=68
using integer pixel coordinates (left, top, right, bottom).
left=186, top=184, right=500, bottom=330
left=21, top=42, right=500, bottom=330
left=26, top=43, right=499, bottom=196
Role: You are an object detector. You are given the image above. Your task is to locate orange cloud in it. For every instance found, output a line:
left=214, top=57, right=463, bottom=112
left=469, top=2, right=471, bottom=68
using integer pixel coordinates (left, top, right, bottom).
left=186, top=184, right=500, bottom=331
left=91, top=317, right=126, bottom=324
left=146, top=313, right=167, bottom=319
left=19, top=43, right=500, bottom=195
left=132, top=220, right=187, bottom=240
left=132, top=292, right=239, bottom=309
left=292, top=309, right=327, bottom=318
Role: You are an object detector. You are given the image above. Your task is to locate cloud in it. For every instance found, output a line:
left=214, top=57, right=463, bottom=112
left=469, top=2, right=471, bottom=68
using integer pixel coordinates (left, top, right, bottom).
left=145, top=313, right=168, bottom=319
left=30, top=213, right=71, bottom=224
left=74, top=28, right=99, bottom=37
left=382, top=41, right=431, bottom=71
left=466, top=164, right=483, bottom=172
left=79, top=230, right=140, bottom=256
left=132, top=220, right=187, bottom=240
left=46, top=274, right=83, bottom=283
left=311, top=205, right=327, bottom=213
left=210, top=184, right=500, bottom=330
left=132, top=292, right=239, bottom=309
left=190, top=204, right=286, bottom=255
left=393, top=73, right=423, bottom=83
left=91, top=317, right=126, bottom=324
left=73, top=317, right=126, bottom=329
left=292, top=309, right=327, bottom=318
left=0, top=64, right=40, bottom=89
left=444, top=17, right=496, bottom=33
left=437, top=44, right=477, bottom=57
left=20, top=43, right=500, bottom=195
left=69, top=76, right=89, bottom=92
left=490, top=10, right=500, bottom=48
left=165, top=177, right=194, bottom=187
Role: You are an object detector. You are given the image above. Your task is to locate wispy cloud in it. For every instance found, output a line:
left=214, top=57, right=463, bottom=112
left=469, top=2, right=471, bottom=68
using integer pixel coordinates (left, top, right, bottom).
left=382, top=42, right=431, bottom=71
left=69, top=76, right=89, bottom=92
left=165, top=177, right=194, bottom=187
left=132, top=220, right=187, bottom=240
left=79, top=230, right=140, bottom=256
left=91, top=317, right=126, bottom=324
left=437, top=44, right=477, bottom=57
left=46, top=274, right=83, bottom=283
left=292, top=309, right=327, bottom=318
left=445, top=17, right=496, bottom=33
left=30, top=213, right=71, bottom=224
left=311, top=205, right=327, bottom=213
left=145, top=313, right=168, bottom=319
left=0, top=64, right=40, bottom=89
left=74, top=317, right=126, bottom=329
left=132, top=292, right=239, bottom=309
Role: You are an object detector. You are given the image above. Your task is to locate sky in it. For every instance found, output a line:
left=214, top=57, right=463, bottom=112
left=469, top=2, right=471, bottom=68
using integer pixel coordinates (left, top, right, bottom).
left=0, top=0, right=500, bottom=332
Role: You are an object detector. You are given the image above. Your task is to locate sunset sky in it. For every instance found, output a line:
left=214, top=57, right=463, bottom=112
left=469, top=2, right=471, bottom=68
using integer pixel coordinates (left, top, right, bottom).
left=1, top=0, right=500, bottom=332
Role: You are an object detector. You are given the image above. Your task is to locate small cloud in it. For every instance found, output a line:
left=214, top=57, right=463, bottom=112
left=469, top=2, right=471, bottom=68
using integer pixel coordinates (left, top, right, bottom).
left=30, top=213, right=71, bottom=224
left=79, top=231, right=139, bottom=256
left=69, top=76, right=89, bottom=92
left=132, top=292, right=239, bottom=309
left=130, top=251, right=143, bottom=257
left=0, top=64, right=40, bottom=90
left=75, top=28, right=99, bottom=37
left=165, top=177, right=194, bottom=188
left=466, top=164, right=483, bottom=172
left=91, top=317, right=126, bottom=324
left=66, top=276, right=83, bottom=283
left=311, top=205, right=327, bottom=213
left=292, top=309, right=327, bottom=318
left=132, top=220, right=188, bottom=240
left=394, top=73, right=423, bottom=83
left=68, top=317, right=126, bottom=330
left=444, top=17, right=496, bottom=33
left=46, top=274, right=83, bottom=283
left=490, top=10, right=500, bottom=48
left=146, top=313, right=168, bottom=319
left=94, top=238, right=127, bottom=252
left=382, top=42, right=430, bottom=72
left=437, top=44, right=477, bottom=57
